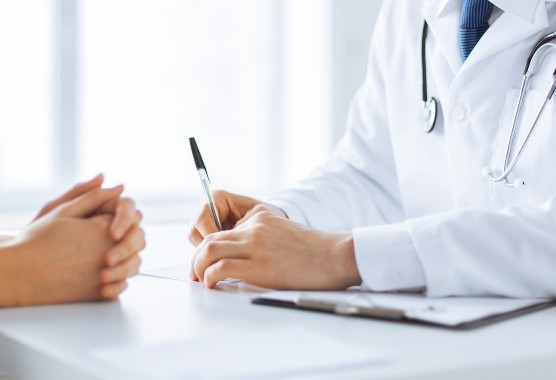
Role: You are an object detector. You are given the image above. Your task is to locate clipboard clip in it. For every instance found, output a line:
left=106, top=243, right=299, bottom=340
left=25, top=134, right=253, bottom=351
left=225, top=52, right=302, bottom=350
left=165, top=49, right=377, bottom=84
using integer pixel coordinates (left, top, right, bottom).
left=297, top=294, right=405, bottom=320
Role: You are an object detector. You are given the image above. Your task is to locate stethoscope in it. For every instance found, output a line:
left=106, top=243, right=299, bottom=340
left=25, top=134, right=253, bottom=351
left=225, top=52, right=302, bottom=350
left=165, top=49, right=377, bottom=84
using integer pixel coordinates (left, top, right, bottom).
left=421, top=20, right=556, bottom=188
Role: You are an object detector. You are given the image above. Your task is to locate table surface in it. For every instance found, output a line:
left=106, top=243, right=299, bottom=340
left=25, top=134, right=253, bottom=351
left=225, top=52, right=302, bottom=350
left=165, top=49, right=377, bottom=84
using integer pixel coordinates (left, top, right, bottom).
left=0, top=223, right=555, bottom=380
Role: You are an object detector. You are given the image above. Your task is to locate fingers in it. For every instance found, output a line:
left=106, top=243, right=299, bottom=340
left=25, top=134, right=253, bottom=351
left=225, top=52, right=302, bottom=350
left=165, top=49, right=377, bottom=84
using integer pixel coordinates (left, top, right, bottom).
left=192, top=202, right=222, bottom=240
left=100, top=281, right=128, bottom=299
left=204, top=259, right=248, bottom=288
left=101, top=254, right=142, bottom=284
left=191, top=233, right=247, bottom=285
left=188, top=190, right=258, bottom=246
left=233, top=207, right=258, bottom=229
left=106, top=225, right=146, bottom=266
left=234, top=203, right=287, bottom=228
left=35, top=174, right=104, bottom=220
left=190, top=255, right=200, bottom=282
left=110, top=198, right=140, bottom=240
left=56, top=186, right=124, bottom=218
left=188, top=225, right=204, bottom=247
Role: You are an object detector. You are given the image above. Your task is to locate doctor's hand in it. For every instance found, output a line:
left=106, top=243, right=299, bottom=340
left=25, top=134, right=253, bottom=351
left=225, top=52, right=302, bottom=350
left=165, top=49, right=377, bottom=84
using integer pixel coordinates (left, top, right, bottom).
left=188, top=190, right=287, bottom=247
left=189, top=211, right=362, bottom=290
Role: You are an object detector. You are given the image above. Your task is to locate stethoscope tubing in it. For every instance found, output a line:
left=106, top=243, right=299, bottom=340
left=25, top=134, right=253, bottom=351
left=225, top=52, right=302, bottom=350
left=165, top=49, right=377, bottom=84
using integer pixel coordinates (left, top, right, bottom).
left=421, top=20, right=556, bottom=188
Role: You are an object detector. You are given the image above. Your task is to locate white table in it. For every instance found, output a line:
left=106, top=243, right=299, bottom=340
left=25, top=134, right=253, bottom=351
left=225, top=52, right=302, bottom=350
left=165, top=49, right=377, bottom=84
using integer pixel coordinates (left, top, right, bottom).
left=0, top=223, right=555, bottom=380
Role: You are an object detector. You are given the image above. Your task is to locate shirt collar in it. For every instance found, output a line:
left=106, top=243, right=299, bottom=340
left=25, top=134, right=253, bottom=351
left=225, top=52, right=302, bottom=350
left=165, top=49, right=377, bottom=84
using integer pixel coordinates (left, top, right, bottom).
left=436, top=0, right=543, bottom=24
left=489, top=0, right=542, bottom=24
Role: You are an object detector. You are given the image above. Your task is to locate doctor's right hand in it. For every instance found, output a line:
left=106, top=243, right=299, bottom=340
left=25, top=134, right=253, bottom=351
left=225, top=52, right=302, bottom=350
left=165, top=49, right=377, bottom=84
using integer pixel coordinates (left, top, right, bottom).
left=188, top=190, right=287, bottom=247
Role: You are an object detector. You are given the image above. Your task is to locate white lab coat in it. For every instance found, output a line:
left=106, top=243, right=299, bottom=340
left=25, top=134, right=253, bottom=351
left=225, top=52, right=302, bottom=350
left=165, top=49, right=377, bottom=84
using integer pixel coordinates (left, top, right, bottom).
left=267, top=0, right=556, bottom=298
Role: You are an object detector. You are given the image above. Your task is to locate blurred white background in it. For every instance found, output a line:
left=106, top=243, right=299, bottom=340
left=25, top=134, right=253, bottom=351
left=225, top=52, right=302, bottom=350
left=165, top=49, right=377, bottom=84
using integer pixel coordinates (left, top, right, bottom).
left=0, top=0, right=382, bottom=227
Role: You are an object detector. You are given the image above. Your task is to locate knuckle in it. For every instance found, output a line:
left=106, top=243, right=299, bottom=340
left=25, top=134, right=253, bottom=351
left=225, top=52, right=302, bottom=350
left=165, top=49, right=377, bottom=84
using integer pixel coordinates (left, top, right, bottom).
left=95, top=215, right=113, bottom=229
left=252, top=211, right=267, bottom=223
left=212, top=189, right=227, bottom=200
left=252, top=204, right=267, bottom=213
left=204, top=241, right=218, bottom=259
left=258, top=210, right=273, bottom=219
left=216, top=259, right=230, bottom=272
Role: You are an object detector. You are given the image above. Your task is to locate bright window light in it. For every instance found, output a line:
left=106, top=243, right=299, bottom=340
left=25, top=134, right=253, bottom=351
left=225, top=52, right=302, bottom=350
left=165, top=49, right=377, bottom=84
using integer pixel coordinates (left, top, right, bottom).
left=0, top=0, right=55, bottom=192
left=78, top=0, right=279, bottom=200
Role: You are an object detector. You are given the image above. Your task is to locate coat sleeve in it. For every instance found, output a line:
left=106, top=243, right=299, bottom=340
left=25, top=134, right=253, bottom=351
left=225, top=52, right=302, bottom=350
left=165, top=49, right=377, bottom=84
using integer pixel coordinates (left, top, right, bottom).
left=266, top=3, right=429, bottom=292
left=401, top=200, right=556, bottom=298
left=266, top=3, right=404, bottom=231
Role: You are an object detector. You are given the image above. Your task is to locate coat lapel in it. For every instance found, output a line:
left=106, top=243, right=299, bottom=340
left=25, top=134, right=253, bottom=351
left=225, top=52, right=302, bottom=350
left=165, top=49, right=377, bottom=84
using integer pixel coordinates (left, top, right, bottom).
left=421, top=0, right=464, bottom=75
left=463, top=0, right=549, bottom=69
left=422, top=0, right=550, bottom=75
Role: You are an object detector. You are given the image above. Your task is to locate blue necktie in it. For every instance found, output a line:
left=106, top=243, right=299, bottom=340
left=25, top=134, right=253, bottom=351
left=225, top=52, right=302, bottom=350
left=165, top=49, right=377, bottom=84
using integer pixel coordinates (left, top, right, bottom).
left=459, top=0, right=494, bottom=61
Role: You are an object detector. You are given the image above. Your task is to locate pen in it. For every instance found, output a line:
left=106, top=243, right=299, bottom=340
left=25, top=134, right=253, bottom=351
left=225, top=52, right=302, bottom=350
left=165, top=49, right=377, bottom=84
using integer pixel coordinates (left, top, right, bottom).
left=189, top=137, right=223, bottom=231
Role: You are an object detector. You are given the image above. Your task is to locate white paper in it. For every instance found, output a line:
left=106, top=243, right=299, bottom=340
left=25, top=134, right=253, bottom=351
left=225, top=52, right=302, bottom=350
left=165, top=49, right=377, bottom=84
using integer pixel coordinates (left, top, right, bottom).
left=92, top=327, right=390, bottom=380
left=256, top=291, right=551, bottom=327
left=141, top=265, right=241, bottom=284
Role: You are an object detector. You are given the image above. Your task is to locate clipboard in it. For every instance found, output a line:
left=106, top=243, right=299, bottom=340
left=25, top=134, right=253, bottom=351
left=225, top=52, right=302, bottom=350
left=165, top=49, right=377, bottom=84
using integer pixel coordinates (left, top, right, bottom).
left=252, top=291, right=556, bottom=330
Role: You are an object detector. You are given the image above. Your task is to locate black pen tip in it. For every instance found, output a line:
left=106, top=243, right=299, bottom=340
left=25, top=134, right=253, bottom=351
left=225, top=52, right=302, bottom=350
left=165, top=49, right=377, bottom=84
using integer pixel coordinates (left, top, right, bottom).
left=189, top=137, right=205, bottom=170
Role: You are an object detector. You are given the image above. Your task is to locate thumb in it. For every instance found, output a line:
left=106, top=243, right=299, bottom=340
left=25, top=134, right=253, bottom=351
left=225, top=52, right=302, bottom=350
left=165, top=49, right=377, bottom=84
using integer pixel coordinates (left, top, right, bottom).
left=56, top=185, right=124, bottom=218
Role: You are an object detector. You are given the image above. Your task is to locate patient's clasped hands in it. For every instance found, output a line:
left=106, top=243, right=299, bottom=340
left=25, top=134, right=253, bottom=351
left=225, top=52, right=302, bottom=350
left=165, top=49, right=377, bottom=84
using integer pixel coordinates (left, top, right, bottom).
left=0, top=174, right=146, bottom=307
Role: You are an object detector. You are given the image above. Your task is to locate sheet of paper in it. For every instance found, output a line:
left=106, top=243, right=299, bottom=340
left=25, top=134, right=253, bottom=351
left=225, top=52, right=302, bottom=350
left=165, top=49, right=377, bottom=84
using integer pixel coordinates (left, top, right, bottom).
left=256, top=291, right=550, bottom=327
left=141, top=265, right=241, bottom=284
left=92, top=327, right=391, bottom=380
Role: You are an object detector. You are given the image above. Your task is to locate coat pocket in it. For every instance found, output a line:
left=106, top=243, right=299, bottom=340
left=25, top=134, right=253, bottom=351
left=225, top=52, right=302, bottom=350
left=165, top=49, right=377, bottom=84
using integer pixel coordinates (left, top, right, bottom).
left=489, top=88, right=556, bottom=208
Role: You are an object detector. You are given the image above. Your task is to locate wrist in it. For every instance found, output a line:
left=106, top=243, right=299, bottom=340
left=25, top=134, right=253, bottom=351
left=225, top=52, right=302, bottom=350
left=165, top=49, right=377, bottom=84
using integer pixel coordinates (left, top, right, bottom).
left=0, top=242, right=27, bottom=307
left=328, top=232, right=362, bottom=289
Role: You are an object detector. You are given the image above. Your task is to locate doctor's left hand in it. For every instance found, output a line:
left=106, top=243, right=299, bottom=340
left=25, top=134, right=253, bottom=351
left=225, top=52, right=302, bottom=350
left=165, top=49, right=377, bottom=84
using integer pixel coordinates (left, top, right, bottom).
left=190, top=211, right=362, bottom=290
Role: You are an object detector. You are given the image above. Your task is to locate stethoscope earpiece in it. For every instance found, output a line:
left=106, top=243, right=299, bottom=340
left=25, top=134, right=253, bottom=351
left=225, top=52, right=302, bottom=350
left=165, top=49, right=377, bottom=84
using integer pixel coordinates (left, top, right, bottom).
left=512, top=178, right=526, bottom=189
left=482, top=166, right=526, bottom=189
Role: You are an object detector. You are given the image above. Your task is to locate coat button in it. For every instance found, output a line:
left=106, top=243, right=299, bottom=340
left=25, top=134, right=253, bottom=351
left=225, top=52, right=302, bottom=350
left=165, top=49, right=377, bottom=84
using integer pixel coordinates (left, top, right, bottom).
left=452, top=105, right=467, bottom=122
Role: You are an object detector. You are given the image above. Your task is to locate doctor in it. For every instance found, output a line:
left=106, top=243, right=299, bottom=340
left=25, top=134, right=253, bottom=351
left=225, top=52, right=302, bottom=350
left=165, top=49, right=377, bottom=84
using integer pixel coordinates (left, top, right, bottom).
left=189, top=0, right=556, bottom=298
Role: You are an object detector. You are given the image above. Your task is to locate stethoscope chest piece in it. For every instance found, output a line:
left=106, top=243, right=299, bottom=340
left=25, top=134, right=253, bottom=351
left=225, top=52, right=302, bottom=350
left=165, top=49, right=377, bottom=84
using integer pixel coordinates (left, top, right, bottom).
left=422, top=97, right=437, bottom=133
